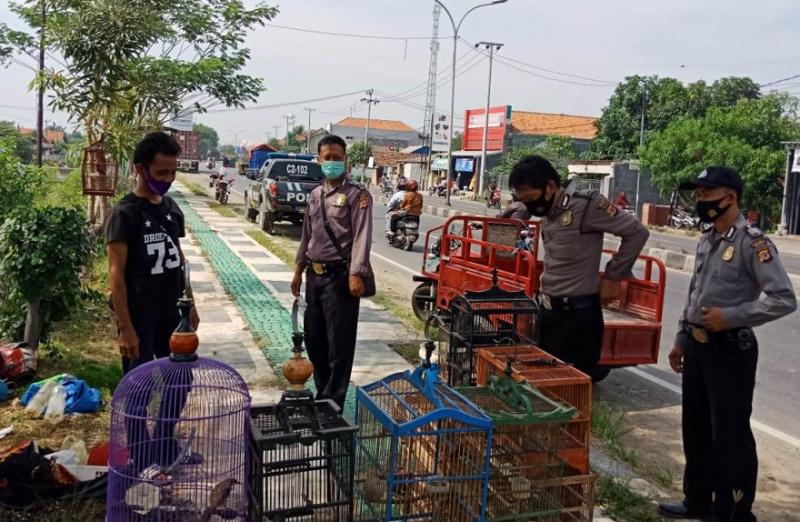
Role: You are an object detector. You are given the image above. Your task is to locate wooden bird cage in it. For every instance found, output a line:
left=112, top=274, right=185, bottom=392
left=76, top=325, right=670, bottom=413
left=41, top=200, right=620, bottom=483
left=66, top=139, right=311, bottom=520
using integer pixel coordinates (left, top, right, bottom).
left=81, top=140, right=119, bottom=196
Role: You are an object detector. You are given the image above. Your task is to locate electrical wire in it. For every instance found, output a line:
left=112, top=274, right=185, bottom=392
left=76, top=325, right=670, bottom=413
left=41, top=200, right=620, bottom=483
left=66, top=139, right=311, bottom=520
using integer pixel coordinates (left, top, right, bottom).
left=205, top=90, right=367, bottom=113
left=266, top=23, right=441, bottom=41
left=761, top=73, right=800, bottom=88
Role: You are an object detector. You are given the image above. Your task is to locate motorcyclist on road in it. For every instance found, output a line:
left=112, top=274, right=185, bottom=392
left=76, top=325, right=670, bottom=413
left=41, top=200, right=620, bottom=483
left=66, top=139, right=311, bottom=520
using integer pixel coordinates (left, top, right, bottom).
left=384, top=178, right=408, bottom=237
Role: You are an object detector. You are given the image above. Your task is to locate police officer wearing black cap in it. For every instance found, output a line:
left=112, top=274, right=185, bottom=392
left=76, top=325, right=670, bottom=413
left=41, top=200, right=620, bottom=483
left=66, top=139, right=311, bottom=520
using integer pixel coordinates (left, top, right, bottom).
left=658, top=166, right=796, bottom=521
left=508, top=155, right=649, bottom=375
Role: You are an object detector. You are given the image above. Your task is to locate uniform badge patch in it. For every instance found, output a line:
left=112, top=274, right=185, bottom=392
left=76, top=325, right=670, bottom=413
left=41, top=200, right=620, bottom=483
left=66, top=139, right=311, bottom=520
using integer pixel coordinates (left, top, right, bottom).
left=358, top=193, right=369, bottom=209
left=751, top=238, right=768, bottom=249
left=757, top=247, right=772, bottom=263
left=722, top=245, right=735, bottom=261
left=334, top=194, right=347, bottom=207
left=560, top=211, right=572, bottom=226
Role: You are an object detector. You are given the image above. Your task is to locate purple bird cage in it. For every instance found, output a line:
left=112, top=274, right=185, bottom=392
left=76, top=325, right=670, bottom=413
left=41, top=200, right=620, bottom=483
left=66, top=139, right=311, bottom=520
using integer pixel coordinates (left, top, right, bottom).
left=106, top=298, right=252, bottom=521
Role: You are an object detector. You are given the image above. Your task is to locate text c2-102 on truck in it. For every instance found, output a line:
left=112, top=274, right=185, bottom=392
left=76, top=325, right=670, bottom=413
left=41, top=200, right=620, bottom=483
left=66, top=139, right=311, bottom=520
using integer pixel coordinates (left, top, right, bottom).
left=243, top=154, right=322, bottom=235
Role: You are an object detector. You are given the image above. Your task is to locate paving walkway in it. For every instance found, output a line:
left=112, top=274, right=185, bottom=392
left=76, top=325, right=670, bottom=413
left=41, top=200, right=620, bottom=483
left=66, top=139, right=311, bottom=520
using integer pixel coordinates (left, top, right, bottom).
left=173, top=182, right=413, bottom=410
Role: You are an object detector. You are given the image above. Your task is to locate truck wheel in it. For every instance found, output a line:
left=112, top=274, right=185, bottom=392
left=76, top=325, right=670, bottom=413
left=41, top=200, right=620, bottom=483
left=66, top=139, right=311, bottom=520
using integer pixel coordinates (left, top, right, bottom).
left=258, top=208, right=275, bottom=234
left=245, top=198, right=258, bottom=223
left=589, top=367, right=611, bottom=382
left=411, top=282, right=436, bottom=321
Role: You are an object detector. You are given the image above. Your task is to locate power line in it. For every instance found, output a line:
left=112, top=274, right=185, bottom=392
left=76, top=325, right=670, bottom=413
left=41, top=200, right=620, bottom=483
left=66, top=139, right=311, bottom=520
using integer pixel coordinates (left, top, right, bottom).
left=760, top=73, right=800, bottom=88
left=205, top=90, right=367, bottom=113
left=267, top=23, right=439, bottom=41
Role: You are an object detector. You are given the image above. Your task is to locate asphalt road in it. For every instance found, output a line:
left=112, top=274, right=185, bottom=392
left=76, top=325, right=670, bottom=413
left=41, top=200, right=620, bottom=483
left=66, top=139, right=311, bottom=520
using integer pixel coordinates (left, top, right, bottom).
left=193, top=171, right=800, bottom=450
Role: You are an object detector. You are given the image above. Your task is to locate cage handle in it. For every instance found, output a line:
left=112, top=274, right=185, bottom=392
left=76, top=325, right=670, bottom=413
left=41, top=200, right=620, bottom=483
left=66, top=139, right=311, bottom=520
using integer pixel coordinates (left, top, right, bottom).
left=487, top=374, right=533, bottom=414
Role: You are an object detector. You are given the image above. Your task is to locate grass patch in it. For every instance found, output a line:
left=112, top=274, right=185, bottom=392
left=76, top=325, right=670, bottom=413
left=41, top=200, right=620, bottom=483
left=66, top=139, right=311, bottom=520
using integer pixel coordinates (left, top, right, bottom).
left=592, top=399, right=638, bottom=466
left=0, top=497, right=105, bottom=521
left=245, top=229, right=296, bottom=267
left=372, top=291, right=424, bottom=334
left=389, top=341, right=423, bottom=366
left=178, top=176, right=209, bottom=197
left=652, top=466, right=675, bottom=490
left=596, top=476, right=661, bottom=522
left=208, top=201, right=238, bottom=218
left=0, top=252, right=119, bottom=454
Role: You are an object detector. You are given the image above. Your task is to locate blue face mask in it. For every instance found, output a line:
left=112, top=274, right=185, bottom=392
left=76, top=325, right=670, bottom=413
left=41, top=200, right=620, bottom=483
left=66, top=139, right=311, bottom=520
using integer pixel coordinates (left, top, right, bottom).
left=321, top=161, right=345, bottom=179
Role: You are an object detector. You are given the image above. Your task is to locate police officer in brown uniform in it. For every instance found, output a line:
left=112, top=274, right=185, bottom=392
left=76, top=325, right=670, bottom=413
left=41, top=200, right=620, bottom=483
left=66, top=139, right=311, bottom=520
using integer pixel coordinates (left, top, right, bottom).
left=291, top=135, right=373, bottom=408
left=508, top=155, right=649, bottom=374
left=658, top=167, right=796, bottom=521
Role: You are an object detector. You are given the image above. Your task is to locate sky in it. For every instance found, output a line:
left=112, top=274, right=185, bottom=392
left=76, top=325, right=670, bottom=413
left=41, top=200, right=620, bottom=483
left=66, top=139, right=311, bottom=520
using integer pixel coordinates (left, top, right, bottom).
left=2, top=0, right=800, bottom=147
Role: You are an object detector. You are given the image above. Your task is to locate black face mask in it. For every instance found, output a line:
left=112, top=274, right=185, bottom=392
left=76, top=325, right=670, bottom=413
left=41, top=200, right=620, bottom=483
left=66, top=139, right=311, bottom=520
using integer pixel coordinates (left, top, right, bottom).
left=524, top=192, right=554, bottom=217
left=695, top=197, right=731, bottom=223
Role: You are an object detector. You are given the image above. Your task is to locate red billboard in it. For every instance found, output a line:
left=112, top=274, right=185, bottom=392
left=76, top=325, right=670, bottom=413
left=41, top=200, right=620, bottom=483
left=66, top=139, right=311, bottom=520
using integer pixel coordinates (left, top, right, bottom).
left=463, top=105, right=510, bottom=152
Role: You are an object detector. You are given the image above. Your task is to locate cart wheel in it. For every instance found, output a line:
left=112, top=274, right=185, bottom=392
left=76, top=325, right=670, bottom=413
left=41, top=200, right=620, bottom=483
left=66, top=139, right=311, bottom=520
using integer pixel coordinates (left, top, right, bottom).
left=404, top=238, right=414, bottom=251
left=411, top=282, right=435, bottom=321
left=589, top=367, right=611, bottom=382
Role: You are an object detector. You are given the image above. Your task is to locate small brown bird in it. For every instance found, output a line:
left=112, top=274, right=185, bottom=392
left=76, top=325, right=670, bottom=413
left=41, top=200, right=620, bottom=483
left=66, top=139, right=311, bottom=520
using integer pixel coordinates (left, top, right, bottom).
left=200, top=478, right=239, bottom=522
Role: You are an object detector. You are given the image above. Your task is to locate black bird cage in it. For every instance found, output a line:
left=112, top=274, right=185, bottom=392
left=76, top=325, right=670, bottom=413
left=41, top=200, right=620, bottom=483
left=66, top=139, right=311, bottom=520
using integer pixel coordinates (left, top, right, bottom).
left=248, top=298, right=357, bottom=521
left=443, top=273, right=540, bottom=387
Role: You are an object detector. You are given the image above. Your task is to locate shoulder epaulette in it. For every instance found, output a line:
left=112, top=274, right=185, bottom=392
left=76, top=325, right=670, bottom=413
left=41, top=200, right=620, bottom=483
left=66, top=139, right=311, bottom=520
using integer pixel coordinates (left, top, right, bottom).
left=700, top=222, right=714, bottom=233
left=347, top=180, right=366, bottom=190
left=746, top=225, right=764, bottom=238
left=574, top=189, right=598, bottom=200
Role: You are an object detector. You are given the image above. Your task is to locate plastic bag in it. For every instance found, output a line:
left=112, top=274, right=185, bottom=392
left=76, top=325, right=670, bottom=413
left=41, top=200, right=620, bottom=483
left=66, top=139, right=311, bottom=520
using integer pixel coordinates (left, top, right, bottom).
left=60, top=435, right=88, bottom=465
left=25, top=380, right=56, bottom=417
left=45, top=449, right=78, bottom=465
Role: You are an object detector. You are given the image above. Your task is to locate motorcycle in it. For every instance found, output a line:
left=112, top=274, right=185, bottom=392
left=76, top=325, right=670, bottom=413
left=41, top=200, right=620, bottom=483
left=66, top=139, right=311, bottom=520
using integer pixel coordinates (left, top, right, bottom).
left=429, top=184, right=447, bottom=198
left=411, top=237, right=440, bottom=321
left=381, top=178, right=394, bottom=196
left=486, top=186, right=501, bottom=209
left=670, top=206, right=699, bottom=229
left=208, top=173, right=220, bottom=188
left=387, top=212, right=419, bottom=251
left=215, top=179, right=231, bottom=205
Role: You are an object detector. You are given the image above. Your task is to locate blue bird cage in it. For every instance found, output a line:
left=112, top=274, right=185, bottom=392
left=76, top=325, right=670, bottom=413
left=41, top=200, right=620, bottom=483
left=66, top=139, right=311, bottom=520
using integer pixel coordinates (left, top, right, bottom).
left=354, top=360, right=493, bottom=522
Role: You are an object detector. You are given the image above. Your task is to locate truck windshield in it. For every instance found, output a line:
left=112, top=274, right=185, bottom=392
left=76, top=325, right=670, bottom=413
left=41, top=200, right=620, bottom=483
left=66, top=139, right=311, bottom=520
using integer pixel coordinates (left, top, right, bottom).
left=268, top=161, right=322, bottom=181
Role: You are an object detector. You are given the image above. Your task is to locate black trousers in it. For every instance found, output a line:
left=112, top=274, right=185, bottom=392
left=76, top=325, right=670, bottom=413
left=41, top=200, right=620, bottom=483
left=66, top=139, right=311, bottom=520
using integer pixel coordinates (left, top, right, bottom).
left=304, top=269, right=360, bottom=408
left=122, top=313, right=191, bottom=471
left=682, top=335, right=758, bottom=522
left=538, top=302, right=604, bottom=374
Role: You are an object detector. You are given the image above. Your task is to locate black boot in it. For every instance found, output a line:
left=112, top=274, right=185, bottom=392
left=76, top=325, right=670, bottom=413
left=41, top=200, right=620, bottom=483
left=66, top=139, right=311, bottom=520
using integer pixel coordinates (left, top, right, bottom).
left=658, top=500, right=711, bottom=520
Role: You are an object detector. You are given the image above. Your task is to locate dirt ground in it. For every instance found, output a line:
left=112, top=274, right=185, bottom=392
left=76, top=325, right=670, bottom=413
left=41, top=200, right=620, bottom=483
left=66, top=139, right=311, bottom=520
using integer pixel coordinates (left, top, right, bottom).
left=595, top=371, right=800, bottom=521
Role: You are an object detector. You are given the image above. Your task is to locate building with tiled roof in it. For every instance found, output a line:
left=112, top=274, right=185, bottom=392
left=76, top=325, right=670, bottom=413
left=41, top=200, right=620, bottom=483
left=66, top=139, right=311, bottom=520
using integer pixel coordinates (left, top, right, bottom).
left=324, top=117, right=421, bottom=149
left=509, top=111, right=598, bottom=140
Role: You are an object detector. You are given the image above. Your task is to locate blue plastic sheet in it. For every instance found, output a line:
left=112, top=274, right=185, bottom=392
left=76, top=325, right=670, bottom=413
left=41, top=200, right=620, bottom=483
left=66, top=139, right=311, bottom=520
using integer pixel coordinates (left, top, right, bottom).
left=20, top=375, right=101, bottom=414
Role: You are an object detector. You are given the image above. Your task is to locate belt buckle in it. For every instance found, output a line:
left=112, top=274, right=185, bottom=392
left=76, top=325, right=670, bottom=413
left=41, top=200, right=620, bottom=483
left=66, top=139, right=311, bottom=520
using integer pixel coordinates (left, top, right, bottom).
left=311, top=262, right=325, bottom=275
left=691, top=326, right=709, bottom=344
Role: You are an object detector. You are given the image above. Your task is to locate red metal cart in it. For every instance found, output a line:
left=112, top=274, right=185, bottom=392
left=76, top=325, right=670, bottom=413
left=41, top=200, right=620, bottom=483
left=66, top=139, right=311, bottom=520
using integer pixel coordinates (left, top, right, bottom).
left=411, top=216, right=667, bottom=380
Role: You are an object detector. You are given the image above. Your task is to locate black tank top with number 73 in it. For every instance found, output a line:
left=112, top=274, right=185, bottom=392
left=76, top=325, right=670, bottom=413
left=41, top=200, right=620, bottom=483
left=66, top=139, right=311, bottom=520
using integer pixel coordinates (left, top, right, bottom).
left=119, top=193, right=184, bottom=318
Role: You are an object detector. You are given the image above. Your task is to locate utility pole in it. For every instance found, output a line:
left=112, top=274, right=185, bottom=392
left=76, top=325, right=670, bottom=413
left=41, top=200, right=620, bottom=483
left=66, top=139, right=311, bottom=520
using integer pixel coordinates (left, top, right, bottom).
left=435, top=0, right=509, bottom=206
left=360, top=89, right=380, bottom=169
left=635, top=80, right=647, bottom=218
left=36, top=0, right=46, bottom=167
left=422, top=3, right=441, bottom=189
left=476, top=41, right=503, bottom=198
left=303, top=106, right=316, bottom=153
left=272, top=125, right=280, bottom=144
left=283, top=113, right=295, bottom=148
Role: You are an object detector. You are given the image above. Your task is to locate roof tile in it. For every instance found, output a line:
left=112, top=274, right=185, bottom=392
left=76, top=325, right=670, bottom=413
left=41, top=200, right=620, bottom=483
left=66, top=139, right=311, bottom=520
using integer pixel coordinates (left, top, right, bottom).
left=510, top=111, right=598, bottom=140
left=335, top=117, right=415, bottom=133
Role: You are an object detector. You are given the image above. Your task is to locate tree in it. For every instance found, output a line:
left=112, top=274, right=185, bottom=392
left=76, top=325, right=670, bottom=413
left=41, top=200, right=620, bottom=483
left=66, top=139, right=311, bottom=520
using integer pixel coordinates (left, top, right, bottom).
left=348, top=141, right=372, bottom=166
left=0, top=121, right=34, bottom=163
left=451, top=131, right=463, bottom=151
left=588, top=75, right=761, bottom=159
left=194, top=123, right=219, bottom=159
left=490, top=135, right=575, bottom=180
left=641, top=94, right=799, bottom=220
left=0, top=137, right=43, bottom=226
left=7, top=0, right=278, bottom=159
left=0, top=206, right=91, bottom=346
left=219, top=144, right=236, bottom=156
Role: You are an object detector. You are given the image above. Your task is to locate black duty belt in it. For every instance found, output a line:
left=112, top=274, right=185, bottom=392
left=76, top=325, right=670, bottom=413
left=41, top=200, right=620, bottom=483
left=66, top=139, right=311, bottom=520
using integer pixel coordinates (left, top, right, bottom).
left=538, top=293, right=600, bottom=312
left=683, top=323, right=754, bottom=348
left=308, top=260, right=348, bottom=276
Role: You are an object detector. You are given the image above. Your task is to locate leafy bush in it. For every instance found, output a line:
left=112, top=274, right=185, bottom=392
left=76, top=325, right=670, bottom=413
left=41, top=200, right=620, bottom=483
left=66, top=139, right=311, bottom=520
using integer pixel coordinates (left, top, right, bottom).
left=0, top=207, right=92, bottom=342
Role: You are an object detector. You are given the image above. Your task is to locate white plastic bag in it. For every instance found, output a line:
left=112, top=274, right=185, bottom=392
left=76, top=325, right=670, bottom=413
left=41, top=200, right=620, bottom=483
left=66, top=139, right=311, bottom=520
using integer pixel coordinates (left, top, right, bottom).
left=61, top=435, right=88, bottom=465
left=45, top=449, right=78, bottom=465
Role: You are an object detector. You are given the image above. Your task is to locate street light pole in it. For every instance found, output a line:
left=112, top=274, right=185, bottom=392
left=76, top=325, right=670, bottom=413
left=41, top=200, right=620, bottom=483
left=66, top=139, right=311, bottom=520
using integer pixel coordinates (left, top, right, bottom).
left=283, top=113, right=295, bottom=148
left=435, top=0, right=509, bottom=206
left=635, top=80, right=647, bottom=217
left=476, top=41, right=503, bottom=198
left=303, top=106, right=316, bottom=153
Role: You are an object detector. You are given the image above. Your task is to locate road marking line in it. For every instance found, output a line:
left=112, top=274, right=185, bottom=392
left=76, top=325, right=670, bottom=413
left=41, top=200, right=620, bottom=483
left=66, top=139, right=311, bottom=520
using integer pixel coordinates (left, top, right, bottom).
left=371, top=251, right=418, bottom=276
left=625, top=366, right=800, bottom=449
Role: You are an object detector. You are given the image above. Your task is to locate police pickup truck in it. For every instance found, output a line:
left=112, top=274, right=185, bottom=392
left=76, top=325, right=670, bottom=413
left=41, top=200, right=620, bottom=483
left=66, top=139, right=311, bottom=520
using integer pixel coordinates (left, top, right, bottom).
left=243, top=155, right=322, bottom=233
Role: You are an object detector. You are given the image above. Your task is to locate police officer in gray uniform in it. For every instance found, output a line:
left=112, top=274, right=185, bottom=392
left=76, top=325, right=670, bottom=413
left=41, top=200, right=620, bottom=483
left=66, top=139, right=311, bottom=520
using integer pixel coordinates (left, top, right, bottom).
left=658, top=167, right=796, bottom=521
left=291, top=135, right=373, bottom=408
left=508, top=155, right=649, bottom=374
